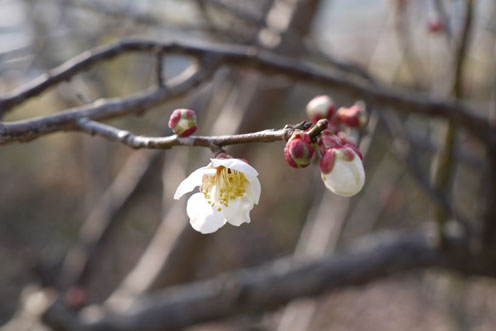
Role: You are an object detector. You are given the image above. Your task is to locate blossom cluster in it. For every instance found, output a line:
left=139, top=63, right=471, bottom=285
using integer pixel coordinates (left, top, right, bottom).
left=285, top=95, right=367, bottom=197
left=171, top=96, right=368, bottom=234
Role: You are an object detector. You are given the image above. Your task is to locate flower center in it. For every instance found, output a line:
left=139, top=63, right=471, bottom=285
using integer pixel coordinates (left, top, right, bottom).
left=201, top=166, right=248, bottom=210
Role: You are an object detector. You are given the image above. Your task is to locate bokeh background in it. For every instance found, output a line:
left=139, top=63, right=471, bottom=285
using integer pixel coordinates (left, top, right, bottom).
left=1, top=0, right=495, bottom=330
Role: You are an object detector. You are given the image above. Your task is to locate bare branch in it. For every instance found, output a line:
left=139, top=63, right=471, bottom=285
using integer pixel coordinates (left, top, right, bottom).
left=432, top=0, right=475, bottom=245
left=73, top=119, right=325, bottom=151
left=379, top=110, right=475, bottom=237
left=0, top=39, right=490, bottom=141
left=42, top=230, right=494, bottom=331
left=0, top=61, right=213, bottom=145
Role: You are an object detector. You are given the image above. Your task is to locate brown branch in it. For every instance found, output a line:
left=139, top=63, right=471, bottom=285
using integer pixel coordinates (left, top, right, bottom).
left=0, top=61, right=213, bottom=145
left=42, top=230, right=495, bottom=331
left=432, top=0, right=475, bottom=245
left=73, top=119, right=324, bottom=151
left=0, top=39, right=490, bottom=142
left=379, top=110, right=475, bottom=238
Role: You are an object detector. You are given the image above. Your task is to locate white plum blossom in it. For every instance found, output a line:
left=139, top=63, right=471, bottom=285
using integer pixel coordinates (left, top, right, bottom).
left=320, top=147, right=365, bottom=197
left=174, top=158, right=261, bottom=234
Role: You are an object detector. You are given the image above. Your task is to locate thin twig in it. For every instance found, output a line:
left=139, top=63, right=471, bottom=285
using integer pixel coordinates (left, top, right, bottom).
left=379, top=110, right=474, bottom=238
left=73, top=119, right=327, bottom=151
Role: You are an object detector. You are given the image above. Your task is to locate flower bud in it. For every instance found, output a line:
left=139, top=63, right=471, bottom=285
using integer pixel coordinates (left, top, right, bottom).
left=336, top=102, right=368, bottom=128
left=168, top=108, right=198, bottom=137
left=427, top=18, right=444, bottom=33
left=64, top=287, right=87, bottom=308
left=344, top=142, right=363, bottom=160
left=320, top=147, right=365, bottom=197
left=318, top=130, right=343, bottom=155
left=306, top=95, right=336, bottom=124
left=319, top=130, right=344, bottom=149
left=284, top=130, right=315, bottom=168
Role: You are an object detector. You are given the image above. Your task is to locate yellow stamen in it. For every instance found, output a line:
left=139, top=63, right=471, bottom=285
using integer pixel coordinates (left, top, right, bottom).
left=201, top=166, right=248, bottom=207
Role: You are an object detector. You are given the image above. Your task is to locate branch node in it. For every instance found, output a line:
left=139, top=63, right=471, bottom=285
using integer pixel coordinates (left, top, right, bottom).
left=308, top=119, right=328, bottom=139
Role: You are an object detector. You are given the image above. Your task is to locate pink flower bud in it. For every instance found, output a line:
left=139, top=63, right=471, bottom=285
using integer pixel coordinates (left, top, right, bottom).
left=336, top=103, right=368, bottom=128
left=344, top=142, right=363, bottom=160
left=427, top=18, right=444, bottom=33
left=320, top=148, right=365, bottom=197
left=318, top=130, right=344, bottom=155
left=319, top=130, right=344, bottom=149
left=64, top=287, right=87, bottom=308
left=168, top=108, right=198, bottom=137
left=306, top=95, right=336, bottom=124
left=215, top=153, right=232, bottom=159
left=320, top=148, right=336, bottom=174
left=284, top=130, right=315, bottom=168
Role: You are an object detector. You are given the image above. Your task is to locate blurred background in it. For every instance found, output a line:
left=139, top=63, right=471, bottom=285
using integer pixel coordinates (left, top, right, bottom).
left=0, top=0, right=495, bottom=330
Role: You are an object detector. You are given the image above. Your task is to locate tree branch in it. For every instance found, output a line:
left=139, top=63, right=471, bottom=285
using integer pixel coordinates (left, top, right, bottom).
left=0, top=61, right=213, bottom=145
left=432, top=0, right=474, bottom=245
left=73, top=119, right=324, bottom=151
left=42, top=230, right=494, bottom=331
left=0, top=39, right=490, bottom=142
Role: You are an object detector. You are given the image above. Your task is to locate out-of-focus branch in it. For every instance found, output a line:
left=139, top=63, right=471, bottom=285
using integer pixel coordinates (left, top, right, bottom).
left=60, top=149, right=162, bottom=288
left=432, top=0, right=453, bottom=42
left=42, top=230, right=495, bottom=331
left=379, top=111, right=474, bottom=237
left=0, top=61, right=212, bottom=145
left=304, top=40, right=376, bottom=82
left=431, top=0, right=474, bottom=245
left=0, top=39, right=490, bottom=141
left=481, top=38, right=496, bottom=251
left=196, top=0, right=264, bottom=26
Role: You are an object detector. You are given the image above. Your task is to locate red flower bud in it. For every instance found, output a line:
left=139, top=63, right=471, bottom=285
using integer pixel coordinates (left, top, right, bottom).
left=168, top=108, right=198, bottom=137
left=306, top=95, right=336, bottom=124
left=427, top=18, right=444, bottom=33
left=336, top=102, right=368, bottom=128
left=319, top=130, right=344, bottom=149
left=318, top=130, right=344, bottom=155
left=344, top=142, right=363, bottom=160
left=284, top=131, right=315, bottom=168
left=320, top=148, right=336, bottom=174
left=339, top=146, right=356, bottom=161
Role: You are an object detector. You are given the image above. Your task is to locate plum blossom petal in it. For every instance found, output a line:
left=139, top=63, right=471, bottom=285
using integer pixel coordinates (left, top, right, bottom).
left=186, top=193, right=227, bottom=234
left=223, top=197, right=253, bottom=226
left=211, top=158, right=259, bottom=177
left=244, top=174, right=261, bottom=205
left=173, top=166, right=216, bottom=199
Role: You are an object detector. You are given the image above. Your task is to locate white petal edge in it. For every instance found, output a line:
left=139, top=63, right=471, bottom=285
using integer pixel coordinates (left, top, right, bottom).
left=223, top=197, right=253, bottom=226
left=244, top=174, right=261, bottom=205
left=186, top=193, right=227, bottom=234
left=174, top=166, right=216, bottom=200
left=211, top=158, right=259, bottom=177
